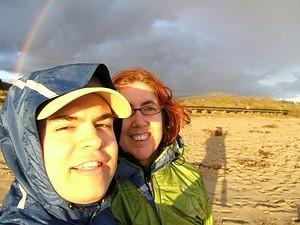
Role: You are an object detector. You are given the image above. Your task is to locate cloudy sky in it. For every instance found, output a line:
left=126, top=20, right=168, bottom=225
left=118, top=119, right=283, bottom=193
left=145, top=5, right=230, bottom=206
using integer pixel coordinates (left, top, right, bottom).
left=1, top=0, right=300, bottom=100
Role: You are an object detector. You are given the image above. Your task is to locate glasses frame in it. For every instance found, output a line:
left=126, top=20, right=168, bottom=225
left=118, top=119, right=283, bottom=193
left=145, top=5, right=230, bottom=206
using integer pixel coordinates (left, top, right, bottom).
left=130, top=103, right=163, bottom=116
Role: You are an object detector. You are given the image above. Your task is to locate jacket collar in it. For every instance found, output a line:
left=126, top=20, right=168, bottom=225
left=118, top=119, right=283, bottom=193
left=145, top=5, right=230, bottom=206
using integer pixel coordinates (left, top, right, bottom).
left=150, top=136, right=184, bottom=173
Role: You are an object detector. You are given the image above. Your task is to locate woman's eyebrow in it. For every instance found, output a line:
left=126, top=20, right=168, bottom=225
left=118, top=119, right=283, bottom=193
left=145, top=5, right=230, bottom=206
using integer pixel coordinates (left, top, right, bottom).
left=143, top=100, right=156, bottom=105
left=132, top=100, right=157, bottom=107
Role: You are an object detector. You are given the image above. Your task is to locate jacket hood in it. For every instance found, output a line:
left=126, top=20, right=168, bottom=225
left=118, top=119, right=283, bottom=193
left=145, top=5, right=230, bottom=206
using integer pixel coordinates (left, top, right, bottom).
left=0, top=63, right=116, bottom=222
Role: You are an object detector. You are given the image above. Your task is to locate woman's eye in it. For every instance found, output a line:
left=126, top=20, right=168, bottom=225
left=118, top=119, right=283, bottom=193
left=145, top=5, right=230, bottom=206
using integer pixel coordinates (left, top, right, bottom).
left=146, top=106, right=156, bottom=112
left=143, top=105, right=160, bottom=113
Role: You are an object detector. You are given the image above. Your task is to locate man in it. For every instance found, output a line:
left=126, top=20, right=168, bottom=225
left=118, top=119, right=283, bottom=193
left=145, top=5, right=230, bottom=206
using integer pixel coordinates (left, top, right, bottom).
left=0, top=63, right=131, bottom=224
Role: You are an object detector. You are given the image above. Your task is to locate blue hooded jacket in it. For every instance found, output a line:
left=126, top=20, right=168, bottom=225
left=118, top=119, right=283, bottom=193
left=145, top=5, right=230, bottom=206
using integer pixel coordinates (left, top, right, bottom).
left=0, top=64, right=119, bottom=224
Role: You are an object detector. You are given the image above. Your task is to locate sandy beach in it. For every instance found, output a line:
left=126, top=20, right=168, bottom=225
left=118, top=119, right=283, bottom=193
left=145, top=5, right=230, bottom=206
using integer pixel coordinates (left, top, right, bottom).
left=1, top=114, right=300, bottom=224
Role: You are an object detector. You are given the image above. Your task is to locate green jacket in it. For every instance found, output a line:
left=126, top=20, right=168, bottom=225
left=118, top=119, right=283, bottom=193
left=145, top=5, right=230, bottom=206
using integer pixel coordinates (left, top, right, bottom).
left=112, top=180, right=161, bottom=225
left=112, top=137, right=214, bottom=225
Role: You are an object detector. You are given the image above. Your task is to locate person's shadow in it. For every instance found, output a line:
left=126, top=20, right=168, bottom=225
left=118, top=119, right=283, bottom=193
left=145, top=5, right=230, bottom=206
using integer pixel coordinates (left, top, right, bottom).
left=200, top=127, right=227, bottom=207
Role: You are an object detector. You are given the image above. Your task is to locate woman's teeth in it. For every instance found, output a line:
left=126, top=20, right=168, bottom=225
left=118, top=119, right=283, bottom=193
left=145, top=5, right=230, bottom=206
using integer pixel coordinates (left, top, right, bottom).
left=132, top=134, right=148, bottom=141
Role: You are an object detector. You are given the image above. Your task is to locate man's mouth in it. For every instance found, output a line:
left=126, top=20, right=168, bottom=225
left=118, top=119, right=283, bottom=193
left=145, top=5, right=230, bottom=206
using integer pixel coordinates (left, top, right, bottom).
left=72, top=161, right=102, bottom=171
left=131, top=133, right=149, bottom=141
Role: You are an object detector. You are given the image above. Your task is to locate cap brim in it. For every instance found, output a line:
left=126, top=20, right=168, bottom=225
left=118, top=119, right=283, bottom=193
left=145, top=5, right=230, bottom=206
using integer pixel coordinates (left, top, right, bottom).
left=36, top=87, right=131, bottom=120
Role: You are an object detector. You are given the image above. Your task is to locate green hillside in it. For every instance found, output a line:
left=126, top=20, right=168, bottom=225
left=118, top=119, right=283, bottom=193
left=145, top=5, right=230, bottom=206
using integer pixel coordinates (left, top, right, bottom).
left=1, top=90, right=300, bottom=117
left=178, top=93, right=300, bottom=117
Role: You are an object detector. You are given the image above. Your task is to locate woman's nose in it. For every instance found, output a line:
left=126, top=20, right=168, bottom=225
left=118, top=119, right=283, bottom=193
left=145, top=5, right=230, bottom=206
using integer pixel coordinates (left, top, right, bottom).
left=131, top=110, right=147, bottom=128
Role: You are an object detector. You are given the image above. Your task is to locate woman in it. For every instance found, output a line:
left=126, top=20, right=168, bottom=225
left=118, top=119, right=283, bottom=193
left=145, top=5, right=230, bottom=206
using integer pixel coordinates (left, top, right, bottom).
left=112, top=68, right=214, bottom=225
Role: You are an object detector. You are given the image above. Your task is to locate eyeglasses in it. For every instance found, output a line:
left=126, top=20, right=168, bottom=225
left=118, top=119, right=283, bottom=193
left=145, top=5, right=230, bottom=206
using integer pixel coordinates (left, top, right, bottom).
left=131, top=104, right=162, bottom=116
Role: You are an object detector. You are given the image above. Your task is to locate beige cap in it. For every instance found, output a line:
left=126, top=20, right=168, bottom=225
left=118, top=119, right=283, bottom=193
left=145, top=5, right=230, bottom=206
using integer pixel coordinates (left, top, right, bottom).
left=36, top=87, right=131, bottom=120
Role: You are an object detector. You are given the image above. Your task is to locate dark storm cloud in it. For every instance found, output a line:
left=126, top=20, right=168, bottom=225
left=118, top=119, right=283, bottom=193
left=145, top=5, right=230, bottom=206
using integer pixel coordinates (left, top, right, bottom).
left=1, top=0, right=300, bottom=99
left=0, top=0, right=45, bottom=71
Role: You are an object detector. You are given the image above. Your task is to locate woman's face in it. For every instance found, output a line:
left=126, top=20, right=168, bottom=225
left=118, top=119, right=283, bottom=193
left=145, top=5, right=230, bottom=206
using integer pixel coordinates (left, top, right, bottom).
left=118, top=82, right=163, bottom=167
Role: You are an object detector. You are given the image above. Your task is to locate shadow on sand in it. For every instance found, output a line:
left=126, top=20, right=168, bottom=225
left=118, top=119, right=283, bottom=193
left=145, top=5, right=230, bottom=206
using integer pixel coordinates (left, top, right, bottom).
left=198, top=127, right=228, bottom=207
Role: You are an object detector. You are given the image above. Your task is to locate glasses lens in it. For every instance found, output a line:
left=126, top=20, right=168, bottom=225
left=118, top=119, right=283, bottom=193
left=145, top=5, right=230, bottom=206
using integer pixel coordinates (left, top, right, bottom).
left=141, top=104, right=162, bottom=115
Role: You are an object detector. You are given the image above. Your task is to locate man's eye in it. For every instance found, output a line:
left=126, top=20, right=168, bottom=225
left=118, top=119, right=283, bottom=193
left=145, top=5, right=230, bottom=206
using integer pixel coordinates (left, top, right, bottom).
left=55, top=126, right=74, bottom=131
left=95, top=122, right=113, bottom=129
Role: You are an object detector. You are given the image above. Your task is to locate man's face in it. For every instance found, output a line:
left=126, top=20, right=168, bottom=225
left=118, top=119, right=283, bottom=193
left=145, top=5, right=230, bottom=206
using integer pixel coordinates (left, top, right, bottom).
left=38, top=93, right=118, bottom=204
left=118, top=82, right=163, bottom=167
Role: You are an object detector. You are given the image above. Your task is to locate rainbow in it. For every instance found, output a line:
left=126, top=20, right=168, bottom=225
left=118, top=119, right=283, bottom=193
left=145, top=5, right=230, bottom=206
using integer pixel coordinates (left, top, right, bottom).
left=14, top=0, right=54, bottom=74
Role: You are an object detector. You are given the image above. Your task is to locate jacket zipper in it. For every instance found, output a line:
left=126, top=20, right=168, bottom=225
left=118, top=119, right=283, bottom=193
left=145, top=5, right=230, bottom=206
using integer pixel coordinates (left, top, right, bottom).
left=88, top=202, right=102, bottom=224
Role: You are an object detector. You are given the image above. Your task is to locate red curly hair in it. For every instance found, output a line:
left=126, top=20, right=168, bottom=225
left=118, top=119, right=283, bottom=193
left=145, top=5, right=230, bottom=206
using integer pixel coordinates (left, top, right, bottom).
left=113, top=68, right=190, bottom=147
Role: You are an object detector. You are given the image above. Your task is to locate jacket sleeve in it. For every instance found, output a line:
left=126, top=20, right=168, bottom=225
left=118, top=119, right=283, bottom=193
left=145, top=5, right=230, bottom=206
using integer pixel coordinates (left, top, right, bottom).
left=151, top=160, right=214, bottom=225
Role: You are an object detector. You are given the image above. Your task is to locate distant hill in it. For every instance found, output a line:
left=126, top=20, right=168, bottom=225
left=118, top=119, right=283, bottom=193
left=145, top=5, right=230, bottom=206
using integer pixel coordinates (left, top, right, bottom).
left=177, top=93, right=300, bottom=117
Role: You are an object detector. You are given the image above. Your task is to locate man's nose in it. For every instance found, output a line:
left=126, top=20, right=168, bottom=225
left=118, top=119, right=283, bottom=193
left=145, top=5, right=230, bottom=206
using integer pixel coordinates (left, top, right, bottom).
left=78, top=123, right=103, bottom=150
